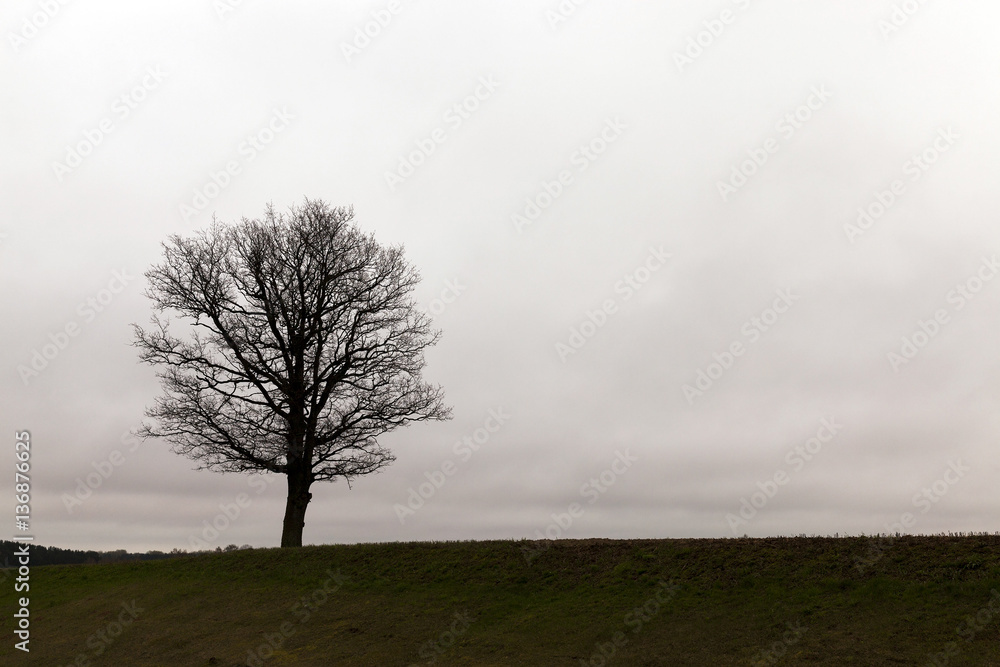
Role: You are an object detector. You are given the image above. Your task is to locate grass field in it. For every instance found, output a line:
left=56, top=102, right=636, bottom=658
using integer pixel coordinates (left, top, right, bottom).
left=4, top=535, right=1000, bottom=666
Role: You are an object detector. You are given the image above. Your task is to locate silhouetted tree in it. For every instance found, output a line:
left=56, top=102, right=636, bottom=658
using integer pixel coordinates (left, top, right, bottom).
left=134, top=199, right=450, bottom=547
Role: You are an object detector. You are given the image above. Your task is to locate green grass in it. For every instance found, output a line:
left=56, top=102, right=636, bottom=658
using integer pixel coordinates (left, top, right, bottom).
left=4, top=536, right=1000, bottom=665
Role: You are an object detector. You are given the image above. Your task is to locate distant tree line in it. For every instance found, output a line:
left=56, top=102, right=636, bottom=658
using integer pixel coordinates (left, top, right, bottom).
left=0, top=541, right=251, bottom=567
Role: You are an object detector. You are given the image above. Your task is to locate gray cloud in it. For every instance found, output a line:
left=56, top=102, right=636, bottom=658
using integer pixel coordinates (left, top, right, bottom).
left=4, top=0, right=1000, bottom=551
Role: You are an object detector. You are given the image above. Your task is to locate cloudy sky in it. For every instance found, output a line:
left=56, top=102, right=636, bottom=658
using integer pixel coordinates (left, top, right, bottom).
left=4, top=0, right=1000, bottom=552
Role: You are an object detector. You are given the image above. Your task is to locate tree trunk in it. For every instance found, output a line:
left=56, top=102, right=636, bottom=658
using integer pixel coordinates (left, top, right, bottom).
left=280, top=472, right=313, bottom=548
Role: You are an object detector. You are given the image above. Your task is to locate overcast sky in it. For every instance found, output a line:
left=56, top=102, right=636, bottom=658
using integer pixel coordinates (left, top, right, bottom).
left=4, top=1, right=1000, bottom=552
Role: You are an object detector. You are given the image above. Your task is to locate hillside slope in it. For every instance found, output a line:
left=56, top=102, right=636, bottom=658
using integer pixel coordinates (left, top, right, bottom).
left=3, top=536, right=1000, bottom=666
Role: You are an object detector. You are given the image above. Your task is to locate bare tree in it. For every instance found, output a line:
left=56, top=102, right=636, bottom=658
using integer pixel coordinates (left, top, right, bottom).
left=133, top=199, right=451, bottom=547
